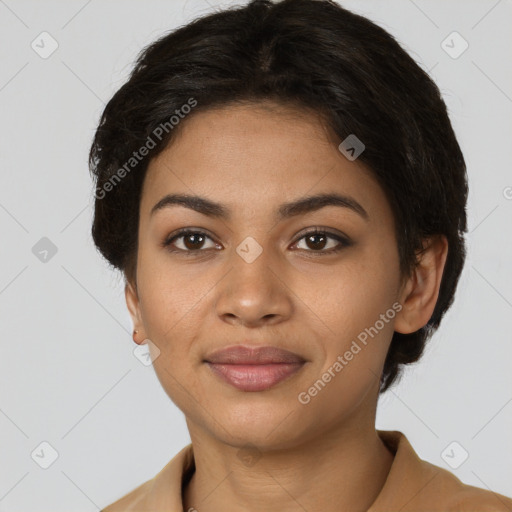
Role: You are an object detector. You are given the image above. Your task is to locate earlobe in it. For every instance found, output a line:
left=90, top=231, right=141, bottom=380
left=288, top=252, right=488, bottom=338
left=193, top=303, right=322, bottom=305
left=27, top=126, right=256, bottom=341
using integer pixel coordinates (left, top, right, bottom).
left=125, top=280, right=146, bottom=344
left=394, top=235, right=449, bottom=335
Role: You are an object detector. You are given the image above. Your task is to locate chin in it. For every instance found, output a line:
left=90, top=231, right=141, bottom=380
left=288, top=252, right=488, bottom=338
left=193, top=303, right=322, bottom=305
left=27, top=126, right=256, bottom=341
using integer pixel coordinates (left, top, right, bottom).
left=211, top=401, right=307, bottom=449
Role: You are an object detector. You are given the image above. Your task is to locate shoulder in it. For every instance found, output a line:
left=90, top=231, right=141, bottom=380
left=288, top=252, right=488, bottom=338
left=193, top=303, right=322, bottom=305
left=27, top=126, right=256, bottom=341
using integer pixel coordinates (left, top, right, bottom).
left=100, top=478, right=153, bottom=512
left=441, top=472, right=512, bottom=512
left=374, top=430, right=512, bottom=512
left=99, top=443, right=195, bottom=511
left=414, top=456, right=512, bottom=512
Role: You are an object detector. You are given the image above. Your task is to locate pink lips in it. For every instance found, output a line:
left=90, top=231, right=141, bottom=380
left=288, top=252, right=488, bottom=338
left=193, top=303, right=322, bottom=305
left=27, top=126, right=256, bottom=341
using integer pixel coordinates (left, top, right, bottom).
left=204, top=345, right=306, bottom=392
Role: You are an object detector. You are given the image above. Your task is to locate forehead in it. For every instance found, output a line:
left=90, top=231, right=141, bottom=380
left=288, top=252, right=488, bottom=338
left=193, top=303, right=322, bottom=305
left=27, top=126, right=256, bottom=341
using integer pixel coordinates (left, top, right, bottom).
left=140, top=102, right=386, bottom=221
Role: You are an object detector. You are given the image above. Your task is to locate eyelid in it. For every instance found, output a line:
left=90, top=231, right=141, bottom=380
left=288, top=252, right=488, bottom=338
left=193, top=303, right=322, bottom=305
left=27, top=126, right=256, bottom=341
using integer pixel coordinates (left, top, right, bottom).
left=162, top=227, right=219, bottom=251
left=290, top=227, right=352, bottom=255
left=162, top=226, right=352, bottom=255
left=291, top=226, right=350, bottom=244
left=163, top=226, right=350, bottom=243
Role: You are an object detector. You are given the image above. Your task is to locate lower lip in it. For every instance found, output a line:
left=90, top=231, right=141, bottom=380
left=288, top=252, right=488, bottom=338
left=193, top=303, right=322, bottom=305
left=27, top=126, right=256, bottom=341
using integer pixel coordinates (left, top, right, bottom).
left=206, top=362, right=305, bottom=391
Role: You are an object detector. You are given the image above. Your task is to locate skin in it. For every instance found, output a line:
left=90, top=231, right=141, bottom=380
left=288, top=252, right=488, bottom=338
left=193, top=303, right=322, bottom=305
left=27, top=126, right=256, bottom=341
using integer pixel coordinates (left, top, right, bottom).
left=125, top=101, right=448, bottom=512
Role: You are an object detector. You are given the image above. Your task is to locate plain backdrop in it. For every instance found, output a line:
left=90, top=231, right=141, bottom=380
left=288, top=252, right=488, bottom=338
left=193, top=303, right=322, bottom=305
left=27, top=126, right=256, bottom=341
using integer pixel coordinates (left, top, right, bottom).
left=0, top=0, right=511, bottom=510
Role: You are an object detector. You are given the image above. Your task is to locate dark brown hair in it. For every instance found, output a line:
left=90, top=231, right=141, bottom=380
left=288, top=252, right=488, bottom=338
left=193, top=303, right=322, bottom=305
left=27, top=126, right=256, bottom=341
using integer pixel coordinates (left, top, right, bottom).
left=89, top=0, right=468, bottom=392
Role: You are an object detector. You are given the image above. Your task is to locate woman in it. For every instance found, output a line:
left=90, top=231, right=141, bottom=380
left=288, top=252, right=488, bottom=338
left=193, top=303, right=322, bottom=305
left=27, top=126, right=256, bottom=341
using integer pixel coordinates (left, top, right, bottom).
left=90, top=0, right=512, bottom=510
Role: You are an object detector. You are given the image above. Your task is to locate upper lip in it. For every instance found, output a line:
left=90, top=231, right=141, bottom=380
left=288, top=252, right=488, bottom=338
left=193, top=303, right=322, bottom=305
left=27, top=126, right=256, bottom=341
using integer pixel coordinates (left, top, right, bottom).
left=204, top=345, right=306, bottom=364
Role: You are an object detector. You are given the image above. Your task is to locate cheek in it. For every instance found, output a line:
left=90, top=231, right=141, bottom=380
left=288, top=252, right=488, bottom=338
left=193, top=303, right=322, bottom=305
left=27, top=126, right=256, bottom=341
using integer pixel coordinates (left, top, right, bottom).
left=136, top=249, right=211, bottom=356
left=135, top=259, right=209, bottom=410
left=293, top=262, right=399, bottom=420
left=318, top=250, right=398, bottom=326
left=310, top=242, right=400, bottom=368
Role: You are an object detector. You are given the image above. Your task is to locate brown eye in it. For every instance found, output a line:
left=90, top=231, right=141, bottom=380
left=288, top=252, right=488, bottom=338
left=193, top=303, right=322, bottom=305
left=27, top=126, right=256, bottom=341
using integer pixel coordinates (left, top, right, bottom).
left=163, top=229, right=218, bottom=253
left=181, top=232, right=208, bottom=250
left=293, top=229, right=351, bottom=255
left=162, top=227, right=351, bottom=257
left=303, top=233, right=330, bottom=250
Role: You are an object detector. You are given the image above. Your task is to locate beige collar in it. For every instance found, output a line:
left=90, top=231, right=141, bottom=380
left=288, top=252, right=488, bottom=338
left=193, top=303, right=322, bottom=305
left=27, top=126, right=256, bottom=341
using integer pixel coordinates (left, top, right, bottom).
left=103, top=430, right=512, bottom=511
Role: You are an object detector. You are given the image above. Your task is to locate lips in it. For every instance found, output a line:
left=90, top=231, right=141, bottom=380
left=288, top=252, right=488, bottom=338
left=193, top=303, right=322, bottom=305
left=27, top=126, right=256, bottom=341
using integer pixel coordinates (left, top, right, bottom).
left=205, top=345, right=306, bottom=364
left=204, top=345, right=306, bottom=392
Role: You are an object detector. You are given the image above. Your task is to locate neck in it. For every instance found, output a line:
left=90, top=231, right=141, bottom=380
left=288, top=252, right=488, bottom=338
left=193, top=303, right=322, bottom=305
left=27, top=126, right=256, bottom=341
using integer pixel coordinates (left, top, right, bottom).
left=182, top=422, right=394, bottom=512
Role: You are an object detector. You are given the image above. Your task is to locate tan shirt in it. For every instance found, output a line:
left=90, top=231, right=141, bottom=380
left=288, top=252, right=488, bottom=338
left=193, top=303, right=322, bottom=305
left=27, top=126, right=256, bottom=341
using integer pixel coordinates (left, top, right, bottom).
left=101, top=430, right=512, bottom=511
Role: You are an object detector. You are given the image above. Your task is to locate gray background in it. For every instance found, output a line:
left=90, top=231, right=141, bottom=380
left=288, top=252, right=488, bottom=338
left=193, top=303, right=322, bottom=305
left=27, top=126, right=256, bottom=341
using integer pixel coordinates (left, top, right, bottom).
left=0, top=0, right=511, bottom=510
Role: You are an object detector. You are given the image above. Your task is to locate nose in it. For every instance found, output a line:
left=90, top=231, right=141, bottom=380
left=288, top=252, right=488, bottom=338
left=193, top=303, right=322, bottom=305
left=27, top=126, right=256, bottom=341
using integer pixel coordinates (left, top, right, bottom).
left=214, top=243, right=293, bottom=328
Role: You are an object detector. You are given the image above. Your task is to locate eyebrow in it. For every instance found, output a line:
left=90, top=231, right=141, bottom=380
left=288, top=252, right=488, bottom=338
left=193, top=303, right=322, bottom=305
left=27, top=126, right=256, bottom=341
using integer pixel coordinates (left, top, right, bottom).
left=150, top=192, right=369, bottom=222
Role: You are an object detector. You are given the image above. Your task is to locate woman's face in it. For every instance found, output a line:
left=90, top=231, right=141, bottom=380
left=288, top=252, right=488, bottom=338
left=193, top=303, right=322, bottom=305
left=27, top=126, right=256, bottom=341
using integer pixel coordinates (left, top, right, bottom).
left=128, top=102, right=405, bottom=449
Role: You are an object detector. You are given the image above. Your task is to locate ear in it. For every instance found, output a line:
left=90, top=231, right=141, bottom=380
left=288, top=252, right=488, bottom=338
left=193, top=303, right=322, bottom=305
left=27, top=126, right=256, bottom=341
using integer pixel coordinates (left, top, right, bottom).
left=125, top=279, right=147, bottom=345
left=394, top=235, right=449, bottom=334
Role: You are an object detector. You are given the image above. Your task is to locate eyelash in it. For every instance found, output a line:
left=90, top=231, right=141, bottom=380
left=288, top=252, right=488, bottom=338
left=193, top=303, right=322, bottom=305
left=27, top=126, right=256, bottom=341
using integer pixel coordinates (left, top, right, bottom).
left=162, top=227, right=351, bottom=257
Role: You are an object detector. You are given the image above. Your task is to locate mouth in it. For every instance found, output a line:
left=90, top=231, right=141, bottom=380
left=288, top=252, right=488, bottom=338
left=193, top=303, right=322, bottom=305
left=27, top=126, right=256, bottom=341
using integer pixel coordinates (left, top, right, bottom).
left=204, top=345, right=307, bottom=392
